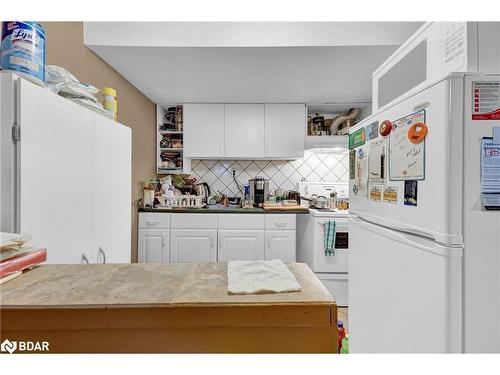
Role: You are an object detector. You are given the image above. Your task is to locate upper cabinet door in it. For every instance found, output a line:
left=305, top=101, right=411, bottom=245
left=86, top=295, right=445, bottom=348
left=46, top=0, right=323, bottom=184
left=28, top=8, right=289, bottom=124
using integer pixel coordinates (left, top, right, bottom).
left=184, top=103, right=225, bottom=158
left=224, top=104, right=265, bottom=158
left=265, top=104, right=305, bottom=159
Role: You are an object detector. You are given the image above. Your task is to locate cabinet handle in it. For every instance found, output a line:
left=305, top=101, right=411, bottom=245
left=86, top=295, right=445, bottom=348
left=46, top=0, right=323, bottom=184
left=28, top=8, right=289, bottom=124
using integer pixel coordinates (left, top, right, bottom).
left=146, top=221, right=160, bottom=226
left=210, top=236, right=215, bottom=248
left=267, top=237, right=271, bottom=249
left=274, top=222, right=287, bottom=228
left=81, top=253, right=89, bottom=264
left=98, top=246, right=106, bottom=264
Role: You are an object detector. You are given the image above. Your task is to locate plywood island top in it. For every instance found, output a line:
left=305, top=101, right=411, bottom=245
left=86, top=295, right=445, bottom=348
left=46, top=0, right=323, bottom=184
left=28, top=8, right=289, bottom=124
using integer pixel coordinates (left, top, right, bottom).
left=0, top=262, right=335, bottom=309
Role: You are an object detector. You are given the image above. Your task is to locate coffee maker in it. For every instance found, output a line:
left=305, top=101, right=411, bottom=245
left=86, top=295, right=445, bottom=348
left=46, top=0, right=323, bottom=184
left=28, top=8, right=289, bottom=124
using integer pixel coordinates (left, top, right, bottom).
left=249, top=177, right=269, bottom=207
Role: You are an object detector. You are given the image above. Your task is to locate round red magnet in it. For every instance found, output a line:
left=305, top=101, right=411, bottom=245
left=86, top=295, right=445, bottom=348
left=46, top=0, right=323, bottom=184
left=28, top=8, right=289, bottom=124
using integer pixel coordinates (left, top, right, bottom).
left=379, top=120, right=392, bottom=136
left=408, top=122, right=428, bottom=144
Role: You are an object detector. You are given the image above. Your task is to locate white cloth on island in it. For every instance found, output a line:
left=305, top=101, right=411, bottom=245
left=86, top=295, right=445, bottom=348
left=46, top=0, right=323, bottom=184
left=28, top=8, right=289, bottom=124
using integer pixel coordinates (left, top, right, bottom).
left=227, top=259, right=301, bottom=295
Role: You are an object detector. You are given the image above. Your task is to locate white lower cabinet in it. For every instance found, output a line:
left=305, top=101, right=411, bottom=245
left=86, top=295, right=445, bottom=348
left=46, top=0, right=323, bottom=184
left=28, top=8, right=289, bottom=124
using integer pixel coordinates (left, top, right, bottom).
left=218, top=230, right=265, bottom=262
left=170, top=229, right=217, bottom=262
left=138, top=229, right=169, bottom=263
left=139, top=212, right=297, bottom=263
left=265, top=230, right=296, bottom=262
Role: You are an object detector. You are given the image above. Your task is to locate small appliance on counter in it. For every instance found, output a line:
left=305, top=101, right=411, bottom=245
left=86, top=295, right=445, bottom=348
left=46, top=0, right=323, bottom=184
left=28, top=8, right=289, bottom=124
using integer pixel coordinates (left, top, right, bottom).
left=249, top=177, right=269, bottom=207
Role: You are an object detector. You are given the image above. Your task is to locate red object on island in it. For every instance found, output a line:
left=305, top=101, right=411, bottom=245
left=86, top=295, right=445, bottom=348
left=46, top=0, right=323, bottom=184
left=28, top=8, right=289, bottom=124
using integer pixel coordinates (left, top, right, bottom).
left=0, top=248, right=47, bottom=278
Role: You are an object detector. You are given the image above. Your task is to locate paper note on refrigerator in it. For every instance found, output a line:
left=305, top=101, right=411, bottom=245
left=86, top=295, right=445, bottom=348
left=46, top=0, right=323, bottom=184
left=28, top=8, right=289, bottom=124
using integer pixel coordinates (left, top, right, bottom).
left=389, top=111, right=426, bottom=181
left=369, top=138, right=386, bottom=184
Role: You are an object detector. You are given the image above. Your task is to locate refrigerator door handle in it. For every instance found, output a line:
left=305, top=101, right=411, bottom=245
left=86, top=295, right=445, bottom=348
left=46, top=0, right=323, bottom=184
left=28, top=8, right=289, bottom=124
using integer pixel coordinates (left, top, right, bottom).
left=349, top=215, right=463, bottom=257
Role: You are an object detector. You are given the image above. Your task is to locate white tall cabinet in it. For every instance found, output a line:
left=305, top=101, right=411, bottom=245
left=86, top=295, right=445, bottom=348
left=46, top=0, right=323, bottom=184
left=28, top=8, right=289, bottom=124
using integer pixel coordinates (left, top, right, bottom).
left=91, top=114, right=132, bottom=263
left=0, top=74, right=132, bottom=264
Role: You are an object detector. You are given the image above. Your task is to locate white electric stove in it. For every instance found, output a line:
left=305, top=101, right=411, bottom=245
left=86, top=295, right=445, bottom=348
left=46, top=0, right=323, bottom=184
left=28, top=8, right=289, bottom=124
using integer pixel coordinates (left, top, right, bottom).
left=296, top=182, right=350, bottom=306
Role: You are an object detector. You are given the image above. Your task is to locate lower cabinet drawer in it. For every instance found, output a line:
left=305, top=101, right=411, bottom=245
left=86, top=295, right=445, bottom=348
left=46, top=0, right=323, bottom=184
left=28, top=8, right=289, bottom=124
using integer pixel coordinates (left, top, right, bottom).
left=139, top=212, right=170, bottom=229
left=171, top=213, right=218, bottom=229
left=218, top=214, right=265, bottom=229
left=316, top=273, right=348, bottom=307
left=265, top=214, right=296, bottom=230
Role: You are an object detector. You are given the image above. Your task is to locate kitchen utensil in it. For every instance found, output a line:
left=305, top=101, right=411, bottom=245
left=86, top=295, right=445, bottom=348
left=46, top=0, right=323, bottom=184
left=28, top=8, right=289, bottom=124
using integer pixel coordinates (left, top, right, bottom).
left=315, top=195, right=328, bottom=209
left=287, top=191, right=301, bottom=205
left=310, top=194, right=318, bottom=208
left=194, top=182, right=211, bottom=202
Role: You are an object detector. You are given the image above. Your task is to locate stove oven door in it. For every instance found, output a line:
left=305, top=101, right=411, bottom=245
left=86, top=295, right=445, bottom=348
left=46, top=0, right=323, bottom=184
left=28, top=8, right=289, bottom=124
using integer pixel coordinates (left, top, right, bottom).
left=312, top=217, right=349, bottom=273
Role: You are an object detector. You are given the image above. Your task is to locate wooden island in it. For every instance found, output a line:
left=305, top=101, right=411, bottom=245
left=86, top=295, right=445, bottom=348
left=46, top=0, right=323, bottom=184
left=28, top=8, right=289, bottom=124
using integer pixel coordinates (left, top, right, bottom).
left=0, top=263, right=337, bottom=353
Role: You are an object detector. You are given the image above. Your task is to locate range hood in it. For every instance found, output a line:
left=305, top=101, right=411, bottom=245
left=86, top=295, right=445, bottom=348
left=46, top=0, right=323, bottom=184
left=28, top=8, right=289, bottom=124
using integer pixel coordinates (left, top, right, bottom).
left=304, top=135, right=348, bottom=153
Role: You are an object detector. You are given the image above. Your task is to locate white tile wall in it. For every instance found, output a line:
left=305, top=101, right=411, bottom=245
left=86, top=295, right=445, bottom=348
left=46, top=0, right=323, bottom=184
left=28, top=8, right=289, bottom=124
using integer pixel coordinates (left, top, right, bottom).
left=190, top=150, right=349, bottom=196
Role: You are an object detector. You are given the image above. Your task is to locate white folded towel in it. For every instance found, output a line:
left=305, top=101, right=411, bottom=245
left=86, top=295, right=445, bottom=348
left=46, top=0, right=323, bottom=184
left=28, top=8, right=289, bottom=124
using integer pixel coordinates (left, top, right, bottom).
left=227, top=259, right=301, bottom=295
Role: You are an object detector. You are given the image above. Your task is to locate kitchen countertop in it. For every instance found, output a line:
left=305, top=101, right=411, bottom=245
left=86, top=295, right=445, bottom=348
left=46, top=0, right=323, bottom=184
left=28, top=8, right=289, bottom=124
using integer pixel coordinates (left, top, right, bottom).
left=0, top=262, right=334, bottom=308
left=1, top=263, right=337, bottom=353
left=138, top=204, right=310, bottom=214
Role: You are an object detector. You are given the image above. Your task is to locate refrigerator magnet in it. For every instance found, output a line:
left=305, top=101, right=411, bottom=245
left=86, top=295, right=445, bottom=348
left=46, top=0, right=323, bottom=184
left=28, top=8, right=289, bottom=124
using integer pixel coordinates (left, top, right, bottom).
left=366, top=121, right=379, bottom=141
left=369, top=186, right=382, bottom=202
left=349, top=149, right=356, bottom=180
left=407, top=122, right=428, bottom=144
left=404, top=180, right=418, bottom=206
left=383, top=186, right=398, bottom=204
left=379, top=120, right=392, bottom=136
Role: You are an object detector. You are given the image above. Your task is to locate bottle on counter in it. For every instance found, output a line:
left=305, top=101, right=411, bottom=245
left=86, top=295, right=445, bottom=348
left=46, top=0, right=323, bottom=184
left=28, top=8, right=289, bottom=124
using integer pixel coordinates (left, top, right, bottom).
left=242, top=185, right=253, bottom=209
left=102, top=87, right=117, bottom=121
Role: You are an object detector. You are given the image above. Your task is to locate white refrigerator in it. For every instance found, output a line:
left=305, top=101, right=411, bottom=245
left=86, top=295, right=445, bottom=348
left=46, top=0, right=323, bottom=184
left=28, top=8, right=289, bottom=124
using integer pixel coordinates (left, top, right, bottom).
left=348, top=73, right=500, bottom=353
left=1, top=72, right=132, bottom=264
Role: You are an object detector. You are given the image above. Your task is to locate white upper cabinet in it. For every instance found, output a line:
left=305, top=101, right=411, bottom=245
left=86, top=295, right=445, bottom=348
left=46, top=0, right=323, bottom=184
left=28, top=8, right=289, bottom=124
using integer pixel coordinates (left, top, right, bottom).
left=265, top=104, right=305, bottom=159
left=183, top=103, right=305, bottom=159
left=184, top=103, right=225, bottom=158
left=224, top=104, right=265, bottom=158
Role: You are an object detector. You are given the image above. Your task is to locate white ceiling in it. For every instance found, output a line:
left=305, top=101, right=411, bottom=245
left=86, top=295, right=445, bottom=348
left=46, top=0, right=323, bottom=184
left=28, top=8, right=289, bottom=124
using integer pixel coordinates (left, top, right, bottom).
left=84, top=22, right=423, bottom=105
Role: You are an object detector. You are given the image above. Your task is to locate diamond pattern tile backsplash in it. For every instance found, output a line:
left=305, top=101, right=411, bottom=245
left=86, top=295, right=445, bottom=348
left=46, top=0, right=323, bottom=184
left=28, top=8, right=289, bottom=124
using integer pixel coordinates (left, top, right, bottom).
left=190, top=149, right=349, bottom=196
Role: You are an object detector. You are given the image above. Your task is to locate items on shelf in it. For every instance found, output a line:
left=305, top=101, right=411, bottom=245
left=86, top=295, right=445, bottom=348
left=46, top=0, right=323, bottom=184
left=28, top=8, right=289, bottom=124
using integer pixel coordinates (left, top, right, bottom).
left=307, top=107, right=361, bottom=136
left=158, top=104, right=184, bottom=173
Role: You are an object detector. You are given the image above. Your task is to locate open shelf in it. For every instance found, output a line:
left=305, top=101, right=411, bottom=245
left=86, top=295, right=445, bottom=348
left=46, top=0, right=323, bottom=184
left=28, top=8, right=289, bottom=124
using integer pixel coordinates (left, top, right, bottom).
left=156, top=104, right=191, bottom=175
left=159, top=130, right=183, bottom=135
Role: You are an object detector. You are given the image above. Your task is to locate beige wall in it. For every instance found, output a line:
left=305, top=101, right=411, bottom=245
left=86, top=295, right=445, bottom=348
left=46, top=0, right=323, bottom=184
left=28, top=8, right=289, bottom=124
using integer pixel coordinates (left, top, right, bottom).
left=42, top=22, right=155, bottom=262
